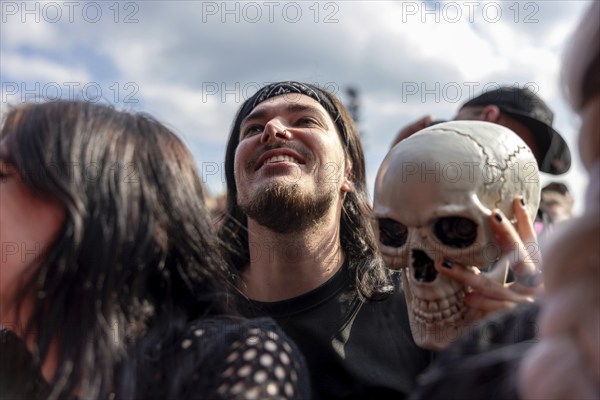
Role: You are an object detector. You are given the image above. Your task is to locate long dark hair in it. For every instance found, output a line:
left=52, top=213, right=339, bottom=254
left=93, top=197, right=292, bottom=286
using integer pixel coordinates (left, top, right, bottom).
left=218, top=82, right=392, bottom=300
left=1, top=100, right=236, bottom=399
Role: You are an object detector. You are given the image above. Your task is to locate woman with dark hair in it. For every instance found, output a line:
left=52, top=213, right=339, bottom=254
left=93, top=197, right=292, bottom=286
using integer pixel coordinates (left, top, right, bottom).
left=0, top=100, right=310, bottom=399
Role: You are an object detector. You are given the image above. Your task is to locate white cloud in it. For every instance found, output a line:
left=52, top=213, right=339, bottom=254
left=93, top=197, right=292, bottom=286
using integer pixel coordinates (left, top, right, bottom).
left=1, top=51, right=91, bottom=84
left=0, top=12, right=61, bottom=49
left=0, top=0, right=594, bottom=212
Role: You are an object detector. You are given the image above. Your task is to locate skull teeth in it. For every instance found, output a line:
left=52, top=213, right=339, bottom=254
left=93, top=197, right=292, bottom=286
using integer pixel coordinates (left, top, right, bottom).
left=412, top=288, right=467, bottom=324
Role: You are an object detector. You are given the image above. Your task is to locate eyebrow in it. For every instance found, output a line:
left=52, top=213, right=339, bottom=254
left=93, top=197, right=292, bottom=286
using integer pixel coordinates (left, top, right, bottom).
left=241, top=103, right=328, bottom=126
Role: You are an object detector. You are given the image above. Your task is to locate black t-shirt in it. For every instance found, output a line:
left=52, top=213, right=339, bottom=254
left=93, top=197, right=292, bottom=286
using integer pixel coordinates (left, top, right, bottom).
left=240, top=266, right=433, bottom=400
left=409, top=302, right=541, bottom=400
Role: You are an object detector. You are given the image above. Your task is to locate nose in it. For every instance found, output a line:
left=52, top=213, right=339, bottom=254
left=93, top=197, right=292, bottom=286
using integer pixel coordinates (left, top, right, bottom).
left=261, top=119, right=291, bottom=144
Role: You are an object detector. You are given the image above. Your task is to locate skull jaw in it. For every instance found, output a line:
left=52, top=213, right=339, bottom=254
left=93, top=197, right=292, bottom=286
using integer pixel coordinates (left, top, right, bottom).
left=401, top=266, right=472, bottom=350
left=407, top=312, right=469, bottom=351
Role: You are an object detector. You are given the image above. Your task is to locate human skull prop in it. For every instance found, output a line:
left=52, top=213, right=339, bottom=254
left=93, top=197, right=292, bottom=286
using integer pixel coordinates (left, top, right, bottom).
left=373, top=121, right=540, bottom=350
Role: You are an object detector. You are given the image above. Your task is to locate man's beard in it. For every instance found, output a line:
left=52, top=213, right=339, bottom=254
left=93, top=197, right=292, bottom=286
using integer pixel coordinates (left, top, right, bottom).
left=239, top=181, right=335, bottom=234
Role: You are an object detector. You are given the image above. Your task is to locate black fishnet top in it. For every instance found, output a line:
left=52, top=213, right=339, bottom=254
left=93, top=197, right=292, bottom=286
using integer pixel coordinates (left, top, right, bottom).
left=0, top=317, right=311, bottom=399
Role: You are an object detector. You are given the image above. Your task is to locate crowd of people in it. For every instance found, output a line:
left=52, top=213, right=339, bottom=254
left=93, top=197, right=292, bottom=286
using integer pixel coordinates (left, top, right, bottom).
left=1, top=3, right=598, bottom=399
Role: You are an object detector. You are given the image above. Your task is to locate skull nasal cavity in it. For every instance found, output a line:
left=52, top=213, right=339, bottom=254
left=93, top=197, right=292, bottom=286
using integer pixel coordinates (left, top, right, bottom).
left=412, top=250, right=437, bottom=282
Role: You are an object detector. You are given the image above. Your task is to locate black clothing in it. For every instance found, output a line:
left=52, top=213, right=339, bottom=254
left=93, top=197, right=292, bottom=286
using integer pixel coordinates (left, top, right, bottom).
left=0, top=317, right=311, bottom=400
left=0, top=327, right=47, bottom=399
left=241, top=267, right=432, bottom=400
left=409, top=302, right=541, bottom=400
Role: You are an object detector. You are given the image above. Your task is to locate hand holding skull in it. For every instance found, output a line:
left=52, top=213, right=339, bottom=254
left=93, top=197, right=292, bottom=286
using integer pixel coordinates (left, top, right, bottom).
left=374, top=121, right=544, bottom=350
left=436, top=196, right=543, bottom=314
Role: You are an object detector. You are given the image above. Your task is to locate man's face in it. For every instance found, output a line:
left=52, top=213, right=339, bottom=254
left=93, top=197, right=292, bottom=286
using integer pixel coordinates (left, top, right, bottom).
left=233, top=94, right=352, bottom=233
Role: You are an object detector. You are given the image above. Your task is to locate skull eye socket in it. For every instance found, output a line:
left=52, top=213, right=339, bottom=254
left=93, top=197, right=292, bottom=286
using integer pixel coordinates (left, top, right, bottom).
left=378, top=218, right=408, bottom=248
left=434, top=217, right=477, bottom=248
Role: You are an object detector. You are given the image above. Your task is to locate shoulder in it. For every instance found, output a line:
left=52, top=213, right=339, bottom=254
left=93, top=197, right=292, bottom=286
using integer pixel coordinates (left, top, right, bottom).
left=351, top=271, right=414, bottom=336
left=156, top=317, right=311, bottom=399
left=409, top=303, right=540, bottom=400
left=0, top=328, right=47, bottom=398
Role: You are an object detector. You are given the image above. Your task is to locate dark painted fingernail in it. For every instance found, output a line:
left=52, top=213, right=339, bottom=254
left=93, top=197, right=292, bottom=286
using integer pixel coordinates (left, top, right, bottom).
left=442, top=260, right=453, bottom=269
left=520, top=197, right=525, bottom=206
left=495, top=212, right=502, bottom=222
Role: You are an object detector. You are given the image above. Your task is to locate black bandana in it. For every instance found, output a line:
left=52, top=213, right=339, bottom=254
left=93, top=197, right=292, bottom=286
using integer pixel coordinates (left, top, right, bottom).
left=237, top=81, right=340, bottom=126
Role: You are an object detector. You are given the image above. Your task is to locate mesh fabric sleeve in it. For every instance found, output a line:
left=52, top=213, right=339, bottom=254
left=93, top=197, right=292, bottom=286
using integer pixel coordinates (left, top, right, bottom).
left=168, top=317, right=312, bottom=400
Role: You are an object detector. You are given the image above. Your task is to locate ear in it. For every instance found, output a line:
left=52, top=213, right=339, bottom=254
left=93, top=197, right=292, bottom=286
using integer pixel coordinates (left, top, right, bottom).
left=481, top=105, right=501, bottom=122
left=341, top=160, right=354, bottom=193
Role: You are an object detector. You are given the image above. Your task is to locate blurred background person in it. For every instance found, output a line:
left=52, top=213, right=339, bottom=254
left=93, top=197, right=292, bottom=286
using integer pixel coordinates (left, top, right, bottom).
left=519, top=2, right=600, bottom=398
left=535, top=181, right=574, bottom=238
left=391, top=86, right=571, bottom=177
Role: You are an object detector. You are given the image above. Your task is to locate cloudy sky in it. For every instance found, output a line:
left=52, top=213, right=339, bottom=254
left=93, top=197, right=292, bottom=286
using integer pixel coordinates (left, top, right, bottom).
left=1, top=0, right=594, bottom=214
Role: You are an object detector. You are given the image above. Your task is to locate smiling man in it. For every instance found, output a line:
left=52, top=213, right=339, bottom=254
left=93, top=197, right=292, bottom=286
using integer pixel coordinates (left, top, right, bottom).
left=218, top=81, right=431, bottom=399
